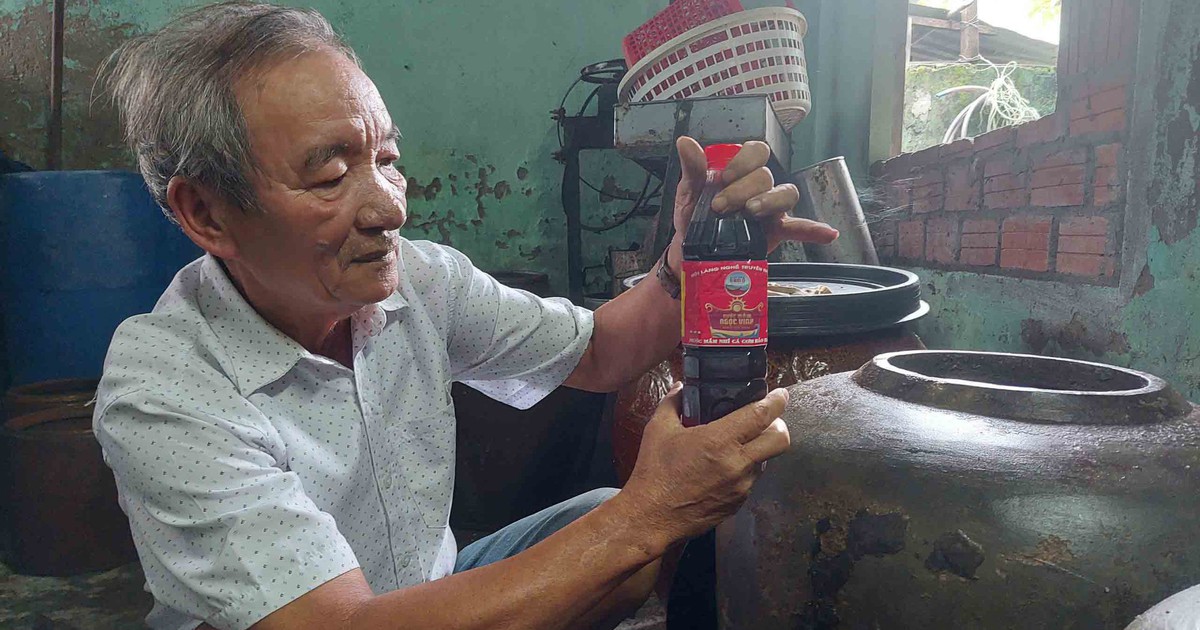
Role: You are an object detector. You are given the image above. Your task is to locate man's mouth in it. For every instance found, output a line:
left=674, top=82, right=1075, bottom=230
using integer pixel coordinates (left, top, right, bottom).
left=352, top=249, right=393, bottom=263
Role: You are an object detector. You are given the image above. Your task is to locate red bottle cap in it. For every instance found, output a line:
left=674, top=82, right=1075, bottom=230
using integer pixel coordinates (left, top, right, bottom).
left=704, top=143, right=741, bottom=170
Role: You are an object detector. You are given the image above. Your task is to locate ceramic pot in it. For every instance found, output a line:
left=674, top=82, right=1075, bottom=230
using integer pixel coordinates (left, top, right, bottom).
left=717, top=350, right=1200, bottom=630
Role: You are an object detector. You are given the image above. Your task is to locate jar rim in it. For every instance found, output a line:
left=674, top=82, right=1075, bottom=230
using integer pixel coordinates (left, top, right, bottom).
left=853, top=350, right=1191, bottom=425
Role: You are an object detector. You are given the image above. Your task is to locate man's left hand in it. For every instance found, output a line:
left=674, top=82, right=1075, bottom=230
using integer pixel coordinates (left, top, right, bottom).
left=670, top=136, right=839, bottom=257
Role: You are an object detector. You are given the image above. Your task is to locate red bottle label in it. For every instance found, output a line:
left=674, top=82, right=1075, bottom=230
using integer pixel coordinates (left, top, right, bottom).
left=682, top=260, right=769, bottom=347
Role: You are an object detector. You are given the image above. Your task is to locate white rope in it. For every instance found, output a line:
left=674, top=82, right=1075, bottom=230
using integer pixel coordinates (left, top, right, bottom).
left=935, top=58, right=1042, bottom=143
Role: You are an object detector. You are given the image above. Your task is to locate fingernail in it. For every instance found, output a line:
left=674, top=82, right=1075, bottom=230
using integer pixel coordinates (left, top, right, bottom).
left=747, top=199, right=762, bottom=213
left=712, top=195, right=727, bottom=212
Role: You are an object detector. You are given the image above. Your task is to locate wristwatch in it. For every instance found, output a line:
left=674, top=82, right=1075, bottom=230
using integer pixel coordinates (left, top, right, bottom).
left=656, top=251, right=682, bottom=300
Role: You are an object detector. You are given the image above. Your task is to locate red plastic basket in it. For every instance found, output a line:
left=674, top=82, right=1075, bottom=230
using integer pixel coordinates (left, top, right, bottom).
left=622, top=0, right=744, bottom=67
left=617, top=7, right=812, bottom=131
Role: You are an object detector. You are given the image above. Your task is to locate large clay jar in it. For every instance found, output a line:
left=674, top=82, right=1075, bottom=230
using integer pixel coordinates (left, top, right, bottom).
left=1, top=378, right=101, bottom=563
left=4, top=378, right=99, bottom=418
left=5, top=405, right=137, bottom=575
left=717, top=351, right=1200, bottom=630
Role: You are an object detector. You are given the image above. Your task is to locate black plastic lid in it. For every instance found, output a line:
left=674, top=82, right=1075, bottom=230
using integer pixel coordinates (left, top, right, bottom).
left=767, top=263, right=926, bottom=337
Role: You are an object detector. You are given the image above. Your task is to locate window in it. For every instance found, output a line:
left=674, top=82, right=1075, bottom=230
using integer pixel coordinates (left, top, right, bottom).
left=902, top=0, right=1061, bottom=154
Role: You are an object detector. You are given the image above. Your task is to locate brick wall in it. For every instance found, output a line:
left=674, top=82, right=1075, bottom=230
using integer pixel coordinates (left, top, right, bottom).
left=871, top=0, right=1139, bottom=283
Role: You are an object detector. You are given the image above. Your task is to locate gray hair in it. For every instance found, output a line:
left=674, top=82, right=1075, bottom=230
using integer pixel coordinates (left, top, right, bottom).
left=101, top=1, right=359, bottom=222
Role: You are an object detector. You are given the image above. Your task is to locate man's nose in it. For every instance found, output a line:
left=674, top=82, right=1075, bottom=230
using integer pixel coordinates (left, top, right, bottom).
left=355, top=173, right=407, bottom=231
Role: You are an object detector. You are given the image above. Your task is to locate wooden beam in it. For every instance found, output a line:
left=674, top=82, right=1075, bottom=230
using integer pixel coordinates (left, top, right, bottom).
left=47, top=0, right=64, bottom=170
left=893, top=15, right=914, bottom=156
left=910, top=15, right=997, bottom=34
left=911, top=15, right=960, bottom=30
left=869, top=0, right=913, bottom=164
left=959, top=0, right=981, bottom=59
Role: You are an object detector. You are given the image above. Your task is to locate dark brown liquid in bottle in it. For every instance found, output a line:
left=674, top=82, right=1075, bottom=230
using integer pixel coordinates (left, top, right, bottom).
left=681, top=165, right=769, bottom=426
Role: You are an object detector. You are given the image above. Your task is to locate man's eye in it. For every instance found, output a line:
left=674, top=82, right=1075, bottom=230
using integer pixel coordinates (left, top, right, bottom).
left=379, top=156, right=398, bottom=169
left=313, top=173, right=345, bottom=189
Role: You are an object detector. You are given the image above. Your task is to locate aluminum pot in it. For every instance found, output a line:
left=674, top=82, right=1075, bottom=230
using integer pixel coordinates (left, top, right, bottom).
left=717, top=350, right=1200, bottom=630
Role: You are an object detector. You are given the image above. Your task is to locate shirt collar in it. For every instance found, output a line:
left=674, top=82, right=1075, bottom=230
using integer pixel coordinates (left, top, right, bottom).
left=378, top=241, right=412, bottom=313
left=196, top=254, right=408, bottom=395
left=379, top=292, right=407, bottom=311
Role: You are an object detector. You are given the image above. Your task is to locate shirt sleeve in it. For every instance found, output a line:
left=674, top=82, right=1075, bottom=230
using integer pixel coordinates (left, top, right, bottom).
left=441, top=247, right=594, bottom=410
left=94, top=388, right=360, bottom=630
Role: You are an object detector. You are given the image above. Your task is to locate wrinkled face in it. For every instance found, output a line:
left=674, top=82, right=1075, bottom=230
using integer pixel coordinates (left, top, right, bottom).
left=229, top=48, right=407, bottom=314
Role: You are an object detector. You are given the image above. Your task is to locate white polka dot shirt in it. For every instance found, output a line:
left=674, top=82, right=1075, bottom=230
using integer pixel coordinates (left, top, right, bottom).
left=92, top=239, right=594, bottom=630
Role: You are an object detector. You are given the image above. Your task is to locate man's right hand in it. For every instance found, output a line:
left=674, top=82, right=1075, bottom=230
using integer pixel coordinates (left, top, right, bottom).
left=617, top=384, right=792, bottom=550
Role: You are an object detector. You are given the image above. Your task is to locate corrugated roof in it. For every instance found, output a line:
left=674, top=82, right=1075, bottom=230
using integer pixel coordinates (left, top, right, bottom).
left=908, top=3, right=1060, bottom=65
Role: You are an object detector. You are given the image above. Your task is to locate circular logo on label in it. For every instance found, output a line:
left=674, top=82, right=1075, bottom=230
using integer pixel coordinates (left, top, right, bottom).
left=725, top=271, right=752, bottom=297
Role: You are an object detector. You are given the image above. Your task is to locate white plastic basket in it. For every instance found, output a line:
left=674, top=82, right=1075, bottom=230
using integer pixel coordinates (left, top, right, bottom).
left=617, top=7, right=812, bottom=130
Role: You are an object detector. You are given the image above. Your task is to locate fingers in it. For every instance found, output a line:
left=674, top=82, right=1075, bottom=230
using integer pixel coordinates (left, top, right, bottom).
left=744, top=183, right=800, bottom=218
left=720, top=141, right=771, bottom=186
left=712, top=388, right=790, bottom=444
left=767, top=215, right=840, bottom=245
left=742, top=418, right=791, bottom=464
left=712, top=167, right=774, bottom=213
left=646, top=382, right=685, bottom=434
left=675, top=136, right=708, bottom=196
left=674, top=136, right=710, bottom=230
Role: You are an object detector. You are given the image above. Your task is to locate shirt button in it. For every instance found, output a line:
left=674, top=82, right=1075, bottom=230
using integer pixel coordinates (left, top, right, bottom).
left=401, top=555, right=411, bottom=568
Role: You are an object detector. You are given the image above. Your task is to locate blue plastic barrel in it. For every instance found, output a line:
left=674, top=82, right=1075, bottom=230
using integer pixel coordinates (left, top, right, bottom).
left=0, top=170, right=201, bottom=385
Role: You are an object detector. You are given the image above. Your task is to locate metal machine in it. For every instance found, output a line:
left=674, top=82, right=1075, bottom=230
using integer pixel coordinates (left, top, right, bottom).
left=557, top=62, right=796, bottom=304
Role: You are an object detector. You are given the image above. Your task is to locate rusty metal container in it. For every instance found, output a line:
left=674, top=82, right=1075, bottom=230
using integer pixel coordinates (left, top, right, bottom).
left=717, top=350, right=1200, bottom=630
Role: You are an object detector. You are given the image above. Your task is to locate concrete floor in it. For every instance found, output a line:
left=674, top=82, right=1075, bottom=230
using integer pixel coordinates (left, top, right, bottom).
left=0, top=561, right=666, bottom=629
left=0, top=562, right=152, bottom=629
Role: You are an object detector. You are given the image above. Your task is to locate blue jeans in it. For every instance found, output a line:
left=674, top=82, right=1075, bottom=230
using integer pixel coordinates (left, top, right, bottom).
left=454, top=487, right=620, bottom=572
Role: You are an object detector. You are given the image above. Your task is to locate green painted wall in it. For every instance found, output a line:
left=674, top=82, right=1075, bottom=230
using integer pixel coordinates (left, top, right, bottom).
left=909, top=0, right=1200, bottom=399
left=3, top=0, right=855, bottom=298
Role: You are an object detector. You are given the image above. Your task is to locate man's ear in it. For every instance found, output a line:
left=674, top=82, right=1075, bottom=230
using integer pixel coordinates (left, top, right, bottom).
left=166, top=176, right=241, bottom=260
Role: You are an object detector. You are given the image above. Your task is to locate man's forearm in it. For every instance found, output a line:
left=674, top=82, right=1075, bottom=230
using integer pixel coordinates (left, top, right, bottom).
left=565, top=241, right=684, bottom=393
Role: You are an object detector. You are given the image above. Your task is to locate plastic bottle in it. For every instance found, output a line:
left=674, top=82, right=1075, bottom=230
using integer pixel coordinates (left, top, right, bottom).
left=680, top=143, right=769, bottom=426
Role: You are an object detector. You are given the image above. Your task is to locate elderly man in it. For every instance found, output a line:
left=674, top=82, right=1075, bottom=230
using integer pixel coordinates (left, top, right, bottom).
left=94, top=3, right=836, bottom=629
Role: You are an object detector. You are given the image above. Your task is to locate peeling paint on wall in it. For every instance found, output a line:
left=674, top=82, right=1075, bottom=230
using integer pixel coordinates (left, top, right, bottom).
left=0, top=0, right=139, bottom=169
left=1148, top=6, right=1200, bottom=245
